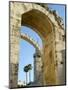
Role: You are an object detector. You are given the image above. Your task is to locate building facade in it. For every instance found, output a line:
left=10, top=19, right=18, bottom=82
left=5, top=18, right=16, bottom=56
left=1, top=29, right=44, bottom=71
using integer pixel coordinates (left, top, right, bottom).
left=9, top=2, right=66, bottom=88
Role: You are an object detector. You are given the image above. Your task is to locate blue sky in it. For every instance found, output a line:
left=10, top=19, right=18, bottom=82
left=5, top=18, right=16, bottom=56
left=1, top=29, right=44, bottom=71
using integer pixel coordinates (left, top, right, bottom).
left=18, top=4, right=65, bottom=84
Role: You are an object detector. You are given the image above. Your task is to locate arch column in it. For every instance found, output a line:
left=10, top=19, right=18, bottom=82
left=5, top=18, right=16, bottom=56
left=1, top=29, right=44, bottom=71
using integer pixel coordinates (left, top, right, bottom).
left=9, top=16, right=21, bottom=88
left=43, top=31, right=56, bottom=85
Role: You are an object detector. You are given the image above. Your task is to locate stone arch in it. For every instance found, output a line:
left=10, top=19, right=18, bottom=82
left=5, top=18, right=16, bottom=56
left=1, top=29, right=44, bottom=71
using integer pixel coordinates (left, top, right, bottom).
left=21, top=9, right=53, bottom=40
left=9, top=2, right=58, bottom=88
left=21, top=33, right=42, bottom=53
left=21, top=8, right=56, bottom=85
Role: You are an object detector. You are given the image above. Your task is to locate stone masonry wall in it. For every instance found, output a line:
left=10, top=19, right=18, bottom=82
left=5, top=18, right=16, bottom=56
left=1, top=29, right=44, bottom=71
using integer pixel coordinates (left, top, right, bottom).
left=9, top=2, right=65, bottom=88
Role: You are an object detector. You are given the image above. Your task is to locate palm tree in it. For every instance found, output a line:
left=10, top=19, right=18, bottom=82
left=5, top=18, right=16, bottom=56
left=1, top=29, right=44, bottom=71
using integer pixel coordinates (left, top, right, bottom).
left=27, top=64, right=32, bottom=83
left=24, top=65, right=29, bottom=85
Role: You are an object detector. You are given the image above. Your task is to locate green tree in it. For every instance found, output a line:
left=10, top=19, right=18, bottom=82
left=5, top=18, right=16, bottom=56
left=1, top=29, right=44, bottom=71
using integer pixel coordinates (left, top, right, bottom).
left=24, top=65, right=29, bottom=85
left=28, top=64, right=32, bottom=83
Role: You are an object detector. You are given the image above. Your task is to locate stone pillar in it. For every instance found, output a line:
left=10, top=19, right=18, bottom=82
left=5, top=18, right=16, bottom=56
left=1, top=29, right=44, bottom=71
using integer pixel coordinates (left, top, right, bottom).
left=43, top=31, right=56, bottom=85
left=9, top=6, right=21, bottom=87
left=33, top=49, right=43, bottom=86
left=9, top=24, right=21, bottom=88
left=56, top=50, right=65, bottom=85
left=9, top=63, right=18, bottom=88
left=54, top=26, right=65, bottom=85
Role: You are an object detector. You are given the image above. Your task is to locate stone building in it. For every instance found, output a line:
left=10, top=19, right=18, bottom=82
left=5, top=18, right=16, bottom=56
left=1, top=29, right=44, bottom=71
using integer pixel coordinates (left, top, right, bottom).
left=9, top=2, right=66, bottom=88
